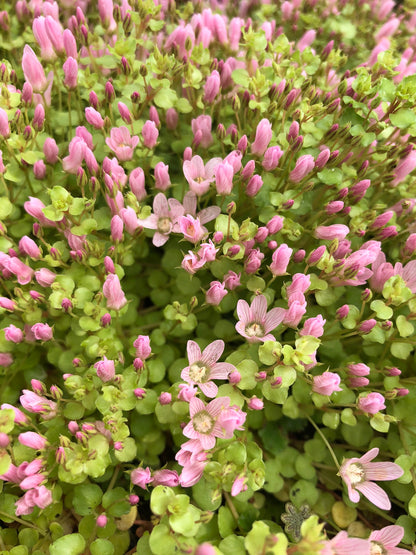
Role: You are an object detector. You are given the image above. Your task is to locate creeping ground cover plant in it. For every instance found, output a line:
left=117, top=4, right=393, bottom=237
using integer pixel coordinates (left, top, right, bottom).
left=2, top=0, right=416, bottom=553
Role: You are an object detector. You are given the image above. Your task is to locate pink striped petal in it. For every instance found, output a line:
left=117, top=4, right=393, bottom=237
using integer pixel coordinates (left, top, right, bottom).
left=201, top=340, right=224, bottom=366
left=189, top=397, right=205, bottom=417
left=264, top=307, right=286, bottom=333
left=199, top=381, right=218, bottom=398
left=236, top=299, right=251, bottom=324
left=356, top=481, right=391, bottom=510
left=365, top=461, right=404, bottom=481
left=187, top=340, right=202, bottom=364
left=251, top=295, right=267, bottom=321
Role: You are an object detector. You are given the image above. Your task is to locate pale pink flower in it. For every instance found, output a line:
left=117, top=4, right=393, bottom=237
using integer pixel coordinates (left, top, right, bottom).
left=358, top=392, right=386, bottom=414
left=339, top=447, right=403, bottom=510
left=289, top=154, right=315, bottom=182
left=320, top=531, right=370, bottom=555
left=154, top=162, right=171, bottom=191
left=94, top=356, right=115, bottom=382
left=223, top=271, right=241, bottom=290
left=269, top=244, right=292, bottom=276
left=300, top=315, right=326, bottom=337
left=183, top=155, right=221, bottom=196
left=103, top=274, right=127, bottom=310
left=231, top=477, right=248, bottom=497
left=183, top=396, right=231, bottom=449
left=191, top=115, right=213, bottom=148
left=18, top=432, right=47, bottom=450
left=315, top=224, right=350, bottom=241
left=22, top=45, right=48, bottom=93
left=198, top=240, right=219, bottom=262
left=179, top=215, right=206, bottom=243
left=142, top=120, right=159, bottom=149
left=312, top=372, right=342, bottom=396
left=15, top=485, right=53, bottom=516
left=182, top=190, right=220, bottom=228
left=182, top=251, right=206, bottom=274
left=181, top=340, right=235, bottom=398
left=251, top=118, right=272, bottom=156
left=140, top=193, right=184, bottom=247
left=236, top=294, right=285, bottom=343
left=369, top=525, right=413, bottom=555
left=31, top=323, right=53, bottom=341
left=4, top=325, right=23, bottom=343
left=206, top=281, right=227, bottom=306
left=131, top=466, right=153, bottom=489
left=20, top=390, right=57, bottom=415
left=105, top=126, right=139, bottom=161
left=152, top=469, right=179, bottom=487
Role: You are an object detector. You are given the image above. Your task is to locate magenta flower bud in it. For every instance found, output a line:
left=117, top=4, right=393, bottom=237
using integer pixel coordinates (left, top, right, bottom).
left=379, top=225, right=397, bottom=240
left=33, top=104, right=45, bottom=131
left=266, top=216, right=284, bottom=234
left=104, top=256, right=115, bottom=274
left=152, top=469, right=179, bottom=487
left=131, top=466, right=153, bottom=489
left=149, top=106, right=160, bottom=127
left=312, top=372, right=342, bottom=396
left=307, top=245, right=326, bottom=264
left=254, top=227, right=269, bottom=243
left=248, top=396, right=264, bottom=410
left=241, top=159, right=255, bottom=181
left=396, top=388, right=409, bottom=397
left=0, top=353, right=13, bottom=367
left=22, top=45, right=47, bottom=93
left=103, top=273, right=127, bottom=310
left=118, top=101, right=132, bottom=124
left=237, top=135, right=248, bottom=154
left=4, top=325, right=23, bottom=343
left=348, top=363, right=370, bottom=376
left=215, top=161, right=234, bottom=195
left=142, top=120, right=158, bottom=149
left=94, top=356, right=115, bottom=382
left=104, top=81, right=115, bottom=102
left=111, top=215, right=123, bottom=242
left=101, top=313, right=111, bottom=327
left=284, top=88, right=299, bottom=108
left=31, top=323, right=53, bottom=341
left=350, top=377, right=370, bottom=387
left=43, top=137, right=59, bottom=164
left=61, top=298, right=72, bottom=312
left=315, top=224, right=349, bottom=241
left=325, top=201, right=344, bottom=214
left=166, top=108, right=178, bottom=130
left=204, top=70, right=221, bottom=103
left=134, top=388, right=146, bottom=398
left=89, top=91, right=99, bottom=110
left=289, top=154, right=315, bottom=182
left=68, top=421, right=79, bottom=434
left=315, top=148, right=331, bottom=169
left=229, top=370, right=241, bottom=384
left=35, top=268, right=56, bottom=287
left=183, top=147, right=192, bottom=161
left=129, top=494, right=139, bottom=505
left=154, top=162, right=171, bottom=191
left=283, top=199, right=295, bottom=209
left=358, top=392, right=386, bottom=414
left=22, top=82, right=33, bottom=105
left=206, top=280, right=227, bottom=305
left=262, top=145, right=284, bottom=171
left=0, top=108, right=9, bottom=138
left=133, top=358, right=144, bottom=370
left=292, top=249, right=305, bottom=263
left=350, top=179, right=371, bottom=200
left=371, top=211, right=394, bottom=228
left=63, top=57, right=78, bottom=89
left=404, top=233, right=416, bottom=256
left=129, top=167, right=146, bottom=201
left=386, top=367, right=401, bottom=376
left=63, top=28, right=77, bottom=58
left=18, top=431, right=47, bottom=450
left=211, top=231, right=223, bottom=244
left=33, top=160, right=46, bottom=180
left=392, top=150, right=416, bottom=186
left=0, top=297, right=16, bottom=311
left=251, top=118, right=272, bottom=156
left=287, top=121, right=299, bottom=142
left=246, top=174, right=263, bottom=197
left=270, top=243, right=292, bottom=276
left=359, top=319, right=377, bottom=334
left=159, top=392, right=172, bottom=405
left=267, top=240, right=277, bottom=249
left=19, top=236, right=41, bottom=259
left=96, top=515, right=107, bottom=528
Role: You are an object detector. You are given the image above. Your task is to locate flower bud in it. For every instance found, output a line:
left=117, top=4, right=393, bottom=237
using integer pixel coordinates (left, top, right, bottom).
left=94, top=356, right=115, bottom=382
left=96, top=515, right=107, bottom=528
left=159, top=392, right=172, bottom=405
left=206, top=281, right=227, bottom=305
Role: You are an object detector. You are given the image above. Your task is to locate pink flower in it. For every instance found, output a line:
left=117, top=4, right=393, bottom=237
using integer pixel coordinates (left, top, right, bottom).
left=236, top=294, right=285, bottom=343
left=1, top=403, right=28, bottom=424
left=312, top=372, right=342, bottom=396
left=315, top=224, right=350, bottom=241
left=134, top=335, right=151, bottom=360
left=181, top=340, right=235, bottom=398
left=392, top=150, right=416, bottom=186
left=183, top=396, right=230, bottom=449
left=320, top=531, right=370, bottom=555
left=358, top=392, right=386, bottom=414
left=289, top=154, right=315, bottom=182
left=105, top=126, right=139, bottom=161
left=206, top=281, right=227, bottom=306
left=154, top=162, right=171, bottom=191
left=20, top=390, right=57, bottom=416
left=183, top=155, right=221, bottom=196
left=251, top=118, right=272, bottom=156
left=191, top=115, right=213, bottom=148
left=339, top=447, right=403, bottom=510
left=369, top=525, right=413, bottom=555
left=140, top=193, right=184, bottom=247
left=348, top=363, right=370, bottom=376
left=269, top=244, right=293, bottom=276
left=262, top=145, right=284, bottom=171
left=18, top=432, right=47, bottom=450
left=131, top=466, right=153, bottom=489
left=129, top=167, right=147, bottom=200
left=179, top=215, right=206, bottom=243
left=215, top=161, right=234, bottom=195
left=35, top=268, right=55, bottom=287
left=15, top=485, right=53, bottom=516
left=223, top=271, right=241, bottom=290
left=31, top=323, right=53, bottom=341
left=231, top=477, right=248, bottom=497
left=4, top=325, right=23, bottom=343
left=152, top=469, right=179, bottom=487
left=203, top=70, right=221, bottom=103
left=22, top=45, right=47, bottom=92
left=300, top=315, right=326, bottom=337
left=85, top=107, right=104, bottom=129
left=103, top=274, right=127, bottom=310
left=94, top=356, right=115, bottom=382
left=142, top=120, right=159, bottom=149
left=63, top=56, right=78, bottom=89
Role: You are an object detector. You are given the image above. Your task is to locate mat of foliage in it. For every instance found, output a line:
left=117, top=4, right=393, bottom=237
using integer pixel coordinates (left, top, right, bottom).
left=0, top=0, right=416, bottom=553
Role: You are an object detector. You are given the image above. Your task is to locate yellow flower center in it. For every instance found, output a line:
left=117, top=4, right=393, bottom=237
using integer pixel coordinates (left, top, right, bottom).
left=346, top=462, right=365, bottom=485
left=189, top=362, right=209, bottom=383
left=245, top=322, right=265, bottom=337
left=193, top=410, right=214, bottom=434
left=370, top=542, right=385, bottom=555
left=158, top=217, right=171, bottom=234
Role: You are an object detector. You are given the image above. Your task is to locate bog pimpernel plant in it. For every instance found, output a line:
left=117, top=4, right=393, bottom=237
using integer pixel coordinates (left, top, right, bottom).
left=0, top=0, right=416, bottom=553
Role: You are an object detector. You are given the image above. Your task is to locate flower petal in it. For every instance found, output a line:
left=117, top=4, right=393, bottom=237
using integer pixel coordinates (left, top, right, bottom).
left=189, top=397, right=205, bottom=417
left=365, top=461, right=404, bottom=481
left=210, top=362, right=235, bottom=379
left=207, top=397, right=229, bottom=418
left=359, top=447, right=379, bottom=464
left=199, top=381, right=218, bottom=398
left=201, top=340, right=224, bottom=366
left=153, top=193, right=168, bottom=215
left=356, top=481, right=391, bottom=510
left=187, top=340, right=202, bottom=364
left=251, top=295, right=267, bottom=321
left=369, top=525, right=403, bottom=548
left=264, top=307, right=286, bottom=333
left=198, top=206, right=221, bottom=224
left=236, top=299, right=250, bottom=324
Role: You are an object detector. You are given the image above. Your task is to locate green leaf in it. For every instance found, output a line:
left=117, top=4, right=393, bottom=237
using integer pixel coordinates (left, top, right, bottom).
left=42, top=206, right=64, bottom=221
left=69, top=198, right=87, bottom=216
left=231, top=69, right=250, bottom=86
left=390, top=108, right=416, bottom=129
left=50, top=534, right=86, bottom=555
left=391, top=342, right=413, bottom=359
left=0, top=450, right=11, bottom=475
left=317, top=168, right=343, bottom=185
left=19, top=151, right=43, bottom=165
left=396, top=315, right=414, bottom=338
left=408, top=493, right=416, bottom=519
left=154, top=87, right=177, bottom=110
left=370, top=300, right=393, bottom=320
left=72, top=484, right=103, bottom=516
left=0, top=409, right=15, bottom=433
left=90, top=539, right=115, bottom=555
left=148, top=524, right=177, bottom=555
left=71, top=218, right=97, bottom=236
left=218, top=506, right=237, bottom=538
left=0, top=197, right=13, bottom=219
left=150, top=486, right=175, bottom=516
left=176, top=98, right=193, bottom=113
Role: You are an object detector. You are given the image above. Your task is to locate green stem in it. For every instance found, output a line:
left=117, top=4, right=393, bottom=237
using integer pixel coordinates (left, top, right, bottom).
left=0, top=511, right=47, bottom=535
left=305, top=414, right=340, bottom=469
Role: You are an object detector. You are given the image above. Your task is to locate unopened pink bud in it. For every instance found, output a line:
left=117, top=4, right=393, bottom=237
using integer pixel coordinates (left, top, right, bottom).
left=166, top=108, right=178, bottom=130
left=0, top=108, right=9, bottom=138
left=118, top=101, right=132, bottom=124
left=183, top=147, right=192, bottom=161
left=31, top=323, right=53, bottom=341
left=33, top=104, right=45, bottom=131
left=94, top=356, right=115, bottom=382
left=4, top=325, right=23, bottom=343
left=22, top=45, right=47, bottom=93
left=255, top=227, right=269, bottom=243
left=386, top=367, right=401, bottom=376
left=85, top=107, right=104, bottom=129
left=246, top=174, right=263, bottom=197
left=350, top=179, right=371, bottom=200
left=248, top=396, right=264, bottom=410
left=266, top=216, right=284, bottom=234
left=359, top=319, right=377, bottom=334
left=61, top=298, right=72, bottom=312
left=19, top=236, right=41, bottom=259
left=287, top=121, right=299, bottom=142
left=142, top=120, right=158, bottom=149
left=0, top=433, right=9, bottom=447
left=18, top=431, right=47, bottom=450
left=307, top=245, right=326, bottom=264
left=43, top=137, right=59, bottom=164
left=63, top=56, right=78, bottom=89
left=270, top=243, right=292, bottom=276
left=204, top=70, right=221, bottom=103
left=206, top=280, right=227, bottom=305
left=213, top=231, right=223, bottom=243
left=325, top=201, right=344, bottom=214
left=336, top=305, right=349, bottom=319
left=358, top=392, right=386, bottom=414
left=129, top=494, right=139, bottom=505
left=159, top=392, right=172, bottom=405
left=315, top=148, right=331, bottom=169
left=229, top=370, right=241, bottom=384
left=134, top=388, right=146, bottom=398
left=133, top=358, right=144, bottom=370
left=101, top=313, right=111, bottom=327
left=312, top=372, right=342, bottom=396
left=154, top=162, right=171, bottom=191
left=241, top=159, right=255, bottom=181
left=33, top=160, right=46, bottom=180
left=237, top=134, right=248, bottom=153
left=347, top=363, right=370, bottom=376
left=289, top=154, right=315, bottom=182
left=111, top=215, right=123, bottom=242
left=96, top=515, right=107, bottom=528
left=251, top=118, right=272, bottom=156
left=315, top=224, right=349, bottom=241
left=129, top=167, right=146, bottom=201
left=293, top=249, right=306, bottom=263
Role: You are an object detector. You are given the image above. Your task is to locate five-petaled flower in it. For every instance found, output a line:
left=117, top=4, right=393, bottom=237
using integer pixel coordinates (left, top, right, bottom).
left=339, top=447, right=403, bottom=510
left=182, top=396, right=230, bottom=449
left=235, top=294, right=285, bottom=343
